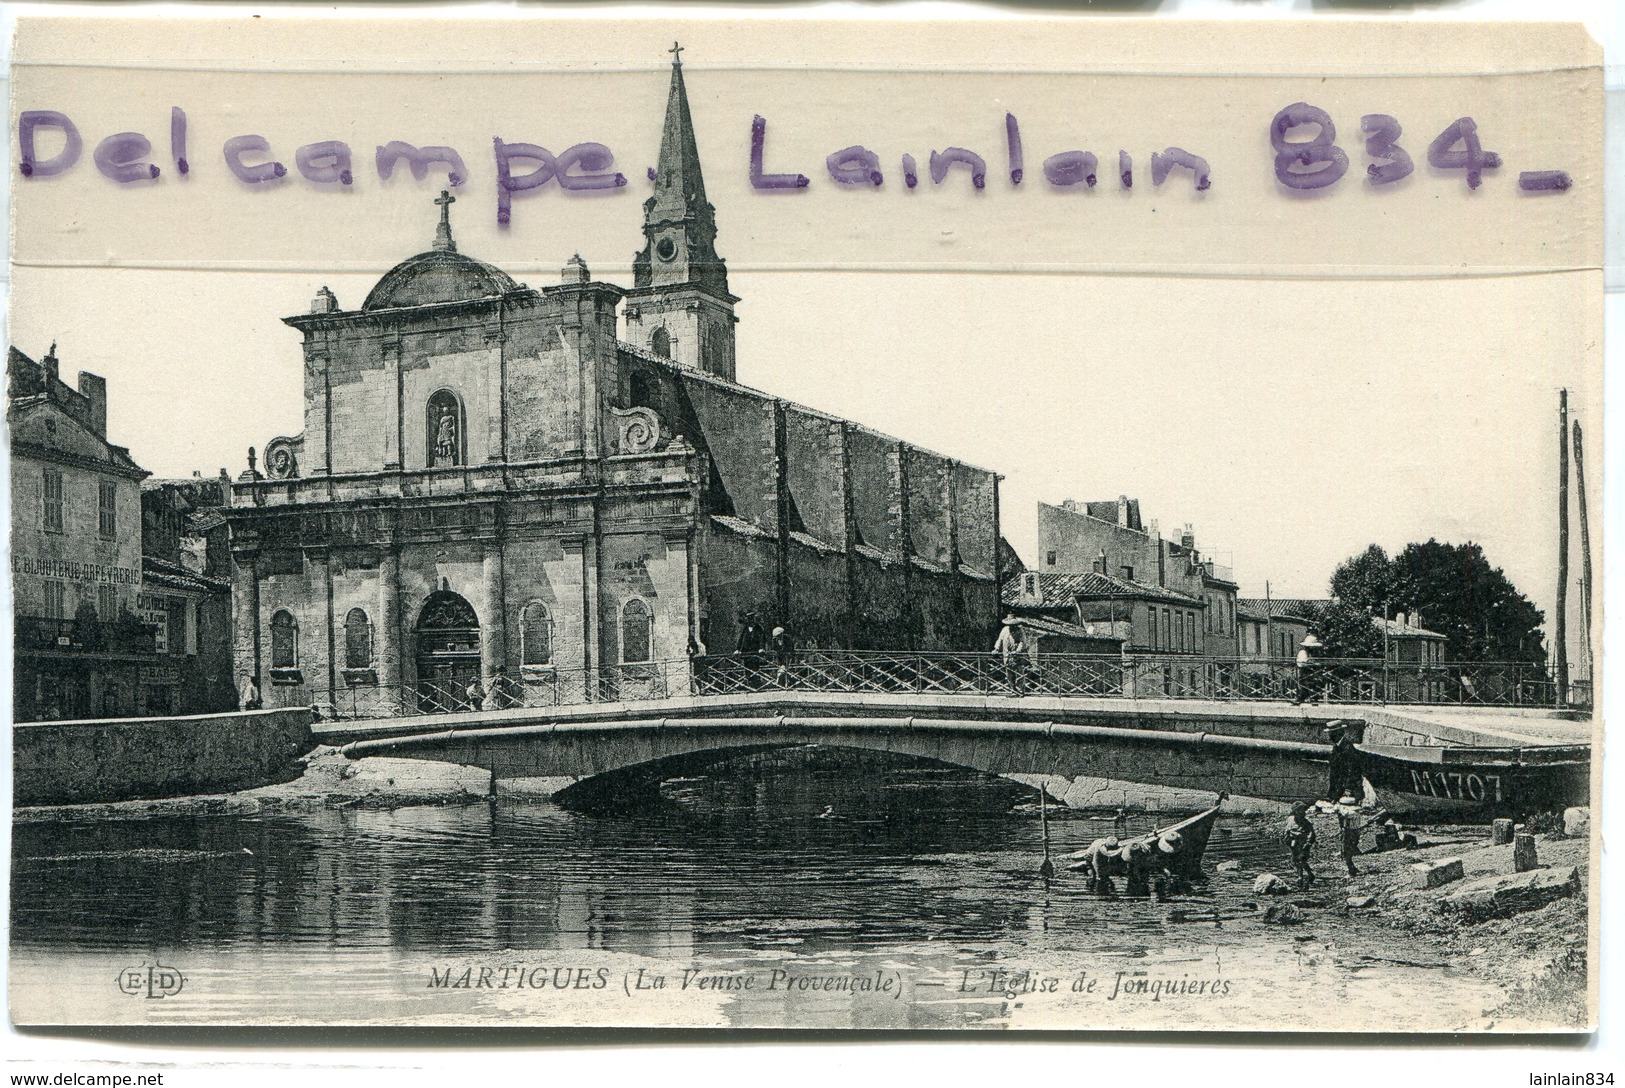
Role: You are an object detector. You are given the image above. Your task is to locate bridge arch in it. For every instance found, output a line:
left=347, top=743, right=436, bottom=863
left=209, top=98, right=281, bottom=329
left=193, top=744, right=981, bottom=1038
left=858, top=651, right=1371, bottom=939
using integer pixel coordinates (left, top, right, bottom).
left=547, top=740, right=1037, bottom=812
left=340, top=712, right=1330, bottom=810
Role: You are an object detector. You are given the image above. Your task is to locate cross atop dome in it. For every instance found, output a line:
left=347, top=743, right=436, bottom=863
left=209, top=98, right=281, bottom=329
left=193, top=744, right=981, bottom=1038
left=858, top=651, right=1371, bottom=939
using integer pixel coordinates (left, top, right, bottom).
left=668, top=41, right=684, bottom=66
left=433, top=189, right=457, bottom=253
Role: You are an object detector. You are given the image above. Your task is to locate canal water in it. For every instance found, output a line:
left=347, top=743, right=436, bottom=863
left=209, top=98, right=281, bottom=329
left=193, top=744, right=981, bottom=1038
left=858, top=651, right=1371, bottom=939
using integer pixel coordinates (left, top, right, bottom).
left=9, top=751, right=1500, bottom=1029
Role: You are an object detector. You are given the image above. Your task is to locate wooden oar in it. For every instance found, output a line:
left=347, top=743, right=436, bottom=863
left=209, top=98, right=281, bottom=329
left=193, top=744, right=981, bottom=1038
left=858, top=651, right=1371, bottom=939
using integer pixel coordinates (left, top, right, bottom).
left=1038, top=783, right=1055, bottom=878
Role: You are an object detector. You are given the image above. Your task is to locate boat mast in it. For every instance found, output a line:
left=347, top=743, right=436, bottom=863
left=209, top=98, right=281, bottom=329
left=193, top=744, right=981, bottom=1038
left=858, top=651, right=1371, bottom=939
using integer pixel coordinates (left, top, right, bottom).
left=1555, top=389, right=1569, bottom=707
left=1573, top=418, right=1594, bottom=699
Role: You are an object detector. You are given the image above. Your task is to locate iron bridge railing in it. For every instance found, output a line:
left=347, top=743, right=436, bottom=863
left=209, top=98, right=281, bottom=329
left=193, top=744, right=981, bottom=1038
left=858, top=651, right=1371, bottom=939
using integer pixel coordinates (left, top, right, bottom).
left=300, top=651, right=1590, bottom=722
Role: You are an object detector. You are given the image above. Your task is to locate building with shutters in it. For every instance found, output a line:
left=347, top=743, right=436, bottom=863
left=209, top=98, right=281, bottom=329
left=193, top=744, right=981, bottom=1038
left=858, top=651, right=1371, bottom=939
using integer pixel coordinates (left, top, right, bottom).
left=226, top=51, right=1001, bottom=712
left=9, top=345, right=234, bottom=720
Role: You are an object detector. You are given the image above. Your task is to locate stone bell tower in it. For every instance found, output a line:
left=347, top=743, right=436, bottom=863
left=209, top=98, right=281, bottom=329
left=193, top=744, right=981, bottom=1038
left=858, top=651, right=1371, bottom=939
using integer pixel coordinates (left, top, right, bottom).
left=624, top=43, right=738, bottom=381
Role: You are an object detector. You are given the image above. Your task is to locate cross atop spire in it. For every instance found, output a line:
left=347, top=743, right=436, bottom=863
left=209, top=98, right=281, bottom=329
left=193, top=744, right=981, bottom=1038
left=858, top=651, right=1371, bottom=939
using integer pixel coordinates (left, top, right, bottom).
left=432, top=189, right=457, bottom=253
left=636, top=44, right=727, bottom=297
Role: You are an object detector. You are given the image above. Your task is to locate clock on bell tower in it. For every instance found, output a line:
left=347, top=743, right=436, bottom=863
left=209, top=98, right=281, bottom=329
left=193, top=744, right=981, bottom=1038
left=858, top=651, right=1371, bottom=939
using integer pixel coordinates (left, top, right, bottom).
left=624, top=44, right=738, bottom=381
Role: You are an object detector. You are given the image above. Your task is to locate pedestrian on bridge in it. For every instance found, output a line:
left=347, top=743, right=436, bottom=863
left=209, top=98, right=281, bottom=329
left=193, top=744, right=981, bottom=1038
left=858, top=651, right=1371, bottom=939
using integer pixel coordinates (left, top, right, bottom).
left=688, top=637, right=710, bottom=694
left=736, top=612, right=769, bottom=689
left=772, top=626, right=796, bottom=687
left=1293, top=634, right=1324, bottom=705
left=994, top=617, right=1024, bottom=694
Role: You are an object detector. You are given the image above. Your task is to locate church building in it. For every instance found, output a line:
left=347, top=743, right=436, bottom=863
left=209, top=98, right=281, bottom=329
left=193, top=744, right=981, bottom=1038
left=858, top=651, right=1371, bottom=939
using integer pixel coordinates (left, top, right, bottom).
left=227, top=51, right=1001, bottom=711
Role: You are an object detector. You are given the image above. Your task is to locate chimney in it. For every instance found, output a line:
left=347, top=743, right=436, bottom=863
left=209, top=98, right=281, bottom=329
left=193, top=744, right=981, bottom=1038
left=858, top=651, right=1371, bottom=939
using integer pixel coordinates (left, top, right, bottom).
left=1021, top=571, right=1043, bottom=606
left=1117, top=495, right=1130, bottom=526
left=1181, top=524, right=1196, bottom=552
left=1411, top=608, right=1422, bottom=629
left=310, top=286, right=338, bottom=314
left=77, top=371, right=108, bottom=437
left=1061, top=499, right=1078, bottom=513
left=42, top=341, right=60, bottom=383
left=1146, top=519, right=1159, bottom=541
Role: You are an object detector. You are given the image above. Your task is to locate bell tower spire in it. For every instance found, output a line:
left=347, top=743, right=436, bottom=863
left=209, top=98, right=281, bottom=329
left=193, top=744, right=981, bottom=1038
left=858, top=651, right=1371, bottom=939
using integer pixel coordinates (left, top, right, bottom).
left=634, top=43, right=728, bottom=296
left=626, top=45, right=738, bottom=379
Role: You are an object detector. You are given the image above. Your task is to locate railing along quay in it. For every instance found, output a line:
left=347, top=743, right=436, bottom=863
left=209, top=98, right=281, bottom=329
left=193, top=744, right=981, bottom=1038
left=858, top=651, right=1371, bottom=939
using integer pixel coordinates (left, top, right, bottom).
left=303, top=651, right=1590, bottom=722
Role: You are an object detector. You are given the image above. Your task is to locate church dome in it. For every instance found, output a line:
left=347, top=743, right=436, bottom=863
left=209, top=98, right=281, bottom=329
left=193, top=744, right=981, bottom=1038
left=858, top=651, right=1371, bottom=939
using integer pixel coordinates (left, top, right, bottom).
left=362, top=249, right=519, bottom=312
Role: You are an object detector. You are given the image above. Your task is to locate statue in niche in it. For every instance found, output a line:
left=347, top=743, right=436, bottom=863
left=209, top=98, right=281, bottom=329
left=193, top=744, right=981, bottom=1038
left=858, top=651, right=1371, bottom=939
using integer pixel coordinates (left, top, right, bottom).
left=435, top=412, right=457, bottom=462
left=428, top=391, right=461, bottom=466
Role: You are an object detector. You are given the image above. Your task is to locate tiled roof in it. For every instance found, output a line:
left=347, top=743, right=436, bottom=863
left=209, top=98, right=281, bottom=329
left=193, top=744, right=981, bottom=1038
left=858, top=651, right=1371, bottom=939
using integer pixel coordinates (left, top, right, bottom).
left=709, top=514, right=773, bottom=540
left=787, top=529, right=841, bottom=556
left=1237, top=598, right=1327, bottom=622
left=1235, top=598, right=1445, bottom=639
left=1002, top=570, right=1204, bottom=607
left=142, top=555, right=228, bottom=594
left=188, top=509, right=228, bottom=533
left=1009, top=615, right=1129, bottom=643
left=1372, top=616, right=1446, bottom=639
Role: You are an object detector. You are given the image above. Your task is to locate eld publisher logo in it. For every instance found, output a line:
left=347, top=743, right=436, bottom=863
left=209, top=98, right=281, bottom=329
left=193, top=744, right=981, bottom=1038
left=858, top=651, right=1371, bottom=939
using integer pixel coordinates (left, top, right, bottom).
left=117, top=963, right=185, bottom=1000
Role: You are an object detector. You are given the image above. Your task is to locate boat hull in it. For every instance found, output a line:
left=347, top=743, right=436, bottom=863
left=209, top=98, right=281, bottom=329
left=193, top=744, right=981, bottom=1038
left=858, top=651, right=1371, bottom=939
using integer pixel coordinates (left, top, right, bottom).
left=1064, top=799, right=1224, bottom=881
left=1358, top=744, right=1589, bottom=819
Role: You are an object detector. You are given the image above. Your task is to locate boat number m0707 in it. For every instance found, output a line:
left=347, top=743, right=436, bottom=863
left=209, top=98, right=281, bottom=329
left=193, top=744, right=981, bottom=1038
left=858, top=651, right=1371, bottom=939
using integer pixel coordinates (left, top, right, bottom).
left=1409, top=769, right=1503, bottom=803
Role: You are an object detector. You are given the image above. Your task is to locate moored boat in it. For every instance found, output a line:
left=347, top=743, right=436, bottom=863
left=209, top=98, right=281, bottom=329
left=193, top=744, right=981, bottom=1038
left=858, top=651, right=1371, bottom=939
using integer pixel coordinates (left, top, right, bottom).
left=1064, top=794, right=1226, bottom=882
left=1357, top=742, right=1589, bottom=818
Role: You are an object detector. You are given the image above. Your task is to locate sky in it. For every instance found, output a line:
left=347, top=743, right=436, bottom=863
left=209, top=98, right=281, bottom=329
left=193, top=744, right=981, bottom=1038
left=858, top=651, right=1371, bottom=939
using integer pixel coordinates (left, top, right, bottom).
left=5, top=15, right=1604, bottom=669
left=9, top=262, right=1600, bottom=664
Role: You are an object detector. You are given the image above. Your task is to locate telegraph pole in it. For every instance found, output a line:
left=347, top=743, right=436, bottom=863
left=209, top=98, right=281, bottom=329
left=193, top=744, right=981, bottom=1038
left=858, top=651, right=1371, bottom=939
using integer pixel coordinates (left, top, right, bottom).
left=1555, top=390, right=1569, bottom=707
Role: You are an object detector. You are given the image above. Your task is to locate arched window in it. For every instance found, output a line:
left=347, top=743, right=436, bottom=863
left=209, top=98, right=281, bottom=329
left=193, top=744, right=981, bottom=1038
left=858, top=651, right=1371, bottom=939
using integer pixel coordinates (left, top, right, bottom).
left=650, top=326, right=671, bottom=359
left=270, top=610, right=298, bottom=668
left=426, top=389, right=464, bottom=468
left=621, top=598, right=652, bottom=664
left=521, top=601, right=552, bottom=666
left=345, top=607, right=373, bottom=670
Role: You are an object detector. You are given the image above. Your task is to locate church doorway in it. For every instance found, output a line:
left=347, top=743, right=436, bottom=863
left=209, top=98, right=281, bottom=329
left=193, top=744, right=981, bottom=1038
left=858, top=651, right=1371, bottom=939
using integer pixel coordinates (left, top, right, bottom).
left=414, top=591, right=481, bottom=712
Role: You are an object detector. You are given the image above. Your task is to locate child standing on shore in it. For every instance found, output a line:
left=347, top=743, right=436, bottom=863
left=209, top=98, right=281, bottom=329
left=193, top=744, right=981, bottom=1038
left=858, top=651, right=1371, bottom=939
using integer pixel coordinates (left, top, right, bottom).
left=1286, top=801, right=1318, bottom=890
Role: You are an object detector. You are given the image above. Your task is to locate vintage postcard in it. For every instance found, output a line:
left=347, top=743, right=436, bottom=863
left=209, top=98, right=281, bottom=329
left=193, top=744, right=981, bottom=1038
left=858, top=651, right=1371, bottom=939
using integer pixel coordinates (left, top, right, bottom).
left=5, top=13, right=1604, bottom=1032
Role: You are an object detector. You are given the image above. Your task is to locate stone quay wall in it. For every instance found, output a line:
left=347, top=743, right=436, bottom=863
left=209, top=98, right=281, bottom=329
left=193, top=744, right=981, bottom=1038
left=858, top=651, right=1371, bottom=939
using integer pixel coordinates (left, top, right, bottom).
left=13, top=707, right=314, bottom=806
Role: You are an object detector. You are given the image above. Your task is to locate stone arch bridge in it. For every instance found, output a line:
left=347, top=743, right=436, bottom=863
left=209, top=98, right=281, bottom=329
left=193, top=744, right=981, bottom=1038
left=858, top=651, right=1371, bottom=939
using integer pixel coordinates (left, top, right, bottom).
left=328, top=692, right=1398, bottom=809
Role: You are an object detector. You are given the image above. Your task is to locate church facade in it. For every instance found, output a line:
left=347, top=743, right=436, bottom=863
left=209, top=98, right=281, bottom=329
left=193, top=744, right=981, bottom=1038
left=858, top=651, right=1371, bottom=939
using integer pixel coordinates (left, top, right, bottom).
left=226, top=54, right=1001, bottom=711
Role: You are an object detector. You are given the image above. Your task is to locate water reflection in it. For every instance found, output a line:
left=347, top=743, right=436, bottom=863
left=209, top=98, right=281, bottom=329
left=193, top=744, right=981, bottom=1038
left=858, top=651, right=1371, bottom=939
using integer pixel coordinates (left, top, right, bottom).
left=12, top=751, right=1281, bottom=960
left=13, top=750, right=1500, bottom=1028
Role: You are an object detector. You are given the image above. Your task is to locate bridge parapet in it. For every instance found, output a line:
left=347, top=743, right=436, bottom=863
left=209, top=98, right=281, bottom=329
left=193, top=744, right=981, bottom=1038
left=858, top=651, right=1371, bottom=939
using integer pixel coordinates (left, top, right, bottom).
left=299, top=651, right=1589, bottom=727
left=313, top=689, right=1363, bottom=749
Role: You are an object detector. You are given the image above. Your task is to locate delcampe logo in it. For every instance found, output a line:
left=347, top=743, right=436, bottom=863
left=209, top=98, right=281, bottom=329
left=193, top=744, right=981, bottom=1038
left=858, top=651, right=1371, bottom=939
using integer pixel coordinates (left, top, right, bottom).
left=117, top=963, right=185, bottom=999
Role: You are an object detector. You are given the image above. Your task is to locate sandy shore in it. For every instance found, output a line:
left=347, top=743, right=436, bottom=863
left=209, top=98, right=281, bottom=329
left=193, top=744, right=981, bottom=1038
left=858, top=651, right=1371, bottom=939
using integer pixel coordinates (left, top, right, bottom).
left=13, top=749, right=495, bottom=821
left=1211, top=815, right=1592, bottom=1030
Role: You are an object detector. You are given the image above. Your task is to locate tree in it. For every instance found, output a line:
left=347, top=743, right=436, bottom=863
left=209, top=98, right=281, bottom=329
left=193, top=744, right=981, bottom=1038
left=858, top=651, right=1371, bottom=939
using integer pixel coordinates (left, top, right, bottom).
left=1325, top=540, right=1545, bottom=663
left=1330, top=544, right=1390, bottom=612
left=1315, top=598, right=1384, bottom=659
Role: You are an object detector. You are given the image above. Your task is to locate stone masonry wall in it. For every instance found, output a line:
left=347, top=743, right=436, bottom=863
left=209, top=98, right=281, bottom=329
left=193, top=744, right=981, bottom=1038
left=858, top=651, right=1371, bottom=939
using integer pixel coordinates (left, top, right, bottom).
left=14, top=707, right=314, bottom=806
